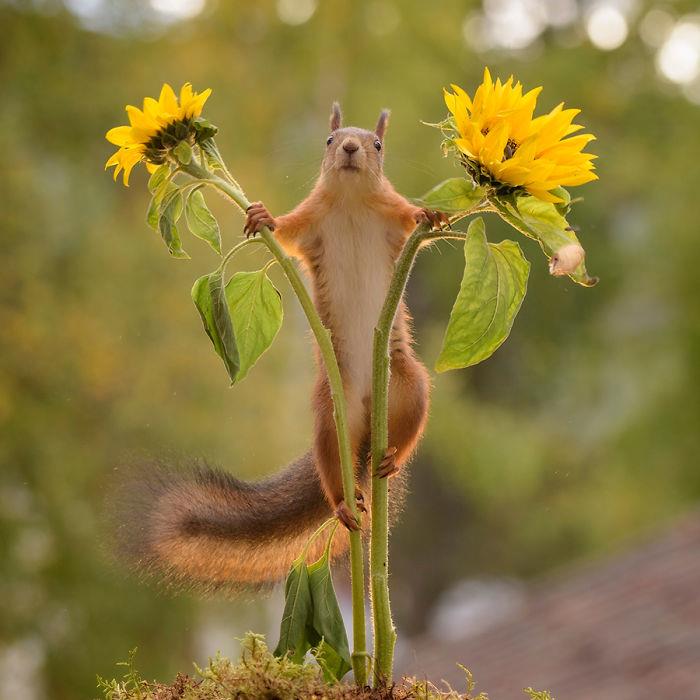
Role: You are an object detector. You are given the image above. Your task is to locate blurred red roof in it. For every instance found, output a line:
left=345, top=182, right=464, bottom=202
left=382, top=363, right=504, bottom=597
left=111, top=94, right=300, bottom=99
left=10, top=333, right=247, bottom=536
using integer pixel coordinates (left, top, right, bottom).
left=401, top=512, right=700, bottom=699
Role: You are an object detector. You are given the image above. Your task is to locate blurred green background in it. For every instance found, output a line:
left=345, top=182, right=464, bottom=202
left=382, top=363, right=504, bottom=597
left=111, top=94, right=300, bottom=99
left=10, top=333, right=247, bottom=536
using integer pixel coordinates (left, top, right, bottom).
left=1, top=0, right=699, bottom=697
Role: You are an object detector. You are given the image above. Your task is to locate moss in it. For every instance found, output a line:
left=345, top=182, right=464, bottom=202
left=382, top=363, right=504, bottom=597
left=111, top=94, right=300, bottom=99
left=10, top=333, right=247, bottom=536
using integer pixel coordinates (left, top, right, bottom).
left=97, top=633, right=504, bottom=700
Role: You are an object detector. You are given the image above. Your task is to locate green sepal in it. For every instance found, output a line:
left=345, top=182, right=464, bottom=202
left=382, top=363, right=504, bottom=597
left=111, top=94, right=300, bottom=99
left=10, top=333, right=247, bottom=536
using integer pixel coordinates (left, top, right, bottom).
left=490, top=192, right=597, bottom=286
left=225, top=269, right=283, bottom=383
left=550, top=186, right=572, bottom=216
left=436, top=217, right=529, bottom=372
left=193, top=117, right=218, bottom=142
left=185, top=188, right=222, bottom=254
left=416, top=177, right=486, bottom=215
left=191, top=270, right=239, bottom=381
left=199, top=139, right=224, bottom=172
left=173, top=140, right=192, bottom=165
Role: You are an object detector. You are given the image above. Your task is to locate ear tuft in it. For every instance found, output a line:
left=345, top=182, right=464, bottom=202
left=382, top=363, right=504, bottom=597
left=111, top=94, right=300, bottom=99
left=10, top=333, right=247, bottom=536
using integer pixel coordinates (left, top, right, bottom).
left=375, top=109, right=390, bottom=140
left=330, top=102, right=342, bottom=131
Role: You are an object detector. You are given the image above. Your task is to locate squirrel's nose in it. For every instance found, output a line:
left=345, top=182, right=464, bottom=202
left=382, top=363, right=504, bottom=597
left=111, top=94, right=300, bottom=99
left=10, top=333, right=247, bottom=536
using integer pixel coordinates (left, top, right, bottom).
left=343, top=141, right=359, bottom=154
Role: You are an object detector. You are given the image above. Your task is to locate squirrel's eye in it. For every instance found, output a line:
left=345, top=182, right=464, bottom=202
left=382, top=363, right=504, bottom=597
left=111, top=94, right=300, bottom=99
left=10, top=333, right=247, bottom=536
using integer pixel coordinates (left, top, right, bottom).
left=374, top=140, right=382, bottom=151
left=326, top=136, right=334, bottom=146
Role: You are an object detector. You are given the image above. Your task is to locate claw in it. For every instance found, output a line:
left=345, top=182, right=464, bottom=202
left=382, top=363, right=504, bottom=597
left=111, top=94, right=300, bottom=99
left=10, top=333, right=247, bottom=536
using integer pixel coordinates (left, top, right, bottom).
left=335, top=500, right=361, bottom=531
left=244, top=201, right=275, bottom=238
left=416, top=207, right=449, bottom=231
left=375, top=446, right=399, bottom=479
left=355, top=489, right=367, bottom=513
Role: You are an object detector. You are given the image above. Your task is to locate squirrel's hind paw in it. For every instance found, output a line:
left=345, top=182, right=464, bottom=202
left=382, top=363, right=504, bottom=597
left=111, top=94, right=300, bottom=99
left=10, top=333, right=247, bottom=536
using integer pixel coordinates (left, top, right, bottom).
left=375, top=445, right=400, bottom=479
left=335, top=500, right=361, bottom=531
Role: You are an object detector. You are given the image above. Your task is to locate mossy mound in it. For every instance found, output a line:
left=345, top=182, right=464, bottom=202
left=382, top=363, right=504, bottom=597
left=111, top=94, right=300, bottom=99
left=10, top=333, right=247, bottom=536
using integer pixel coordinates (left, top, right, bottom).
left=98, top=632, right=552, bottom=700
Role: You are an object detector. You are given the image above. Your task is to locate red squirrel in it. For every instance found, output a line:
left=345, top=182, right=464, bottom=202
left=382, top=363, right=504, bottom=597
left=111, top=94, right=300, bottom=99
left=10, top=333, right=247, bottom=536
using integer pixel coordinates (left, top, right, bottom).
left=113, top=104, right=443, bottom=590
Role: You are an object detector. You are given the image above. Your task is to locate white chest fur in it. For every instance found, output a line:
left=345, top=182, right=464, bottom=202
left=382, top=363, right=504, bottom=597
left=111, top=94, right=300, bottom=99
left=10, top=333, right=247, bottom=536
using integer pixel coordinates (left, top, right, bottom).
left=309, top=206, right=396, bottom=397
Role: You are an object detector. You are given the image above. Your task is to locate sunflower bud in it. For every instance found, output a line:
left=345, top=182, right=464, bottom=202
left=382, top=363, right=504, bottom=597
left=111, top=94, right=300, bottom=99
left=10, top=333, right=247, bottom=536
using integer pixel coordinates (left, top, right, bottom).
left=548, top=243, right=585, bottom=277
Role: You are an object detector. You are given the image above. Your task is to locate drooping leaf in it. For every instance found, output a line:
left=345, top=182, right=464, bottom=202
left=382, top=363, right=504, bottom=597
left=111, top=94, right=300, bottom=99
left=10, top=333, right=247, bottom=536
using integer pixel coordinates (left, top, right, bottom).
left=225, top=270, right=283, bottom=383
left=147, top=164, right=169, bottom=194
left=191, top=271, right=239, bottom=381
left=311, top=637, right=350, bottom=684
left=490, top=192, right=597, bottom=287
left=146, top=176, right=176, bottom=231
left=173, top=140, right=192, bottom=165
left=416, top=177, right=486, bottom=215
left=436, top=217, right=529, bottom=372
left=185, top=188, right=222, bottom=254
left=158, top=187, right=189, bottom=259
left=307, top=549, right=351, bottom=681
left=274, top=556, right=313, bottom=663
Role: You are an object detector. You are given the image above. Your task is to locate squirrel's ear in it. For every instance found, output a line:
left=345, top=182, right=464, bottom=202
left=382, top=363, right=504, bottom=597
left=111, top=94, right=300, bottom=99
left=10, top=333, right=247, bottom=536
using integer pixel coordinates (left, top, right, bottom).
left=375, top=109, right=390, bottom=140
left=330, top=102, right=342, bottom=131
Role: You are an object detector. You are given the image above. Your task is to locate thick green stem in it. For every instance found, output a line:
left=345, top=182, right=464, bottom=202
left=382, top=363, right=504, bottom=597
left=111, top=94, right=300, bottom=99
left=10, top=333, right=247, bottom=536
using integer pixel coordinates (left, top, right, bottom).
left=370, top=226, right=470, bottom=685
left=369, top=229, right=425, bottom=684
left=181, top=160, right=369, bottom=686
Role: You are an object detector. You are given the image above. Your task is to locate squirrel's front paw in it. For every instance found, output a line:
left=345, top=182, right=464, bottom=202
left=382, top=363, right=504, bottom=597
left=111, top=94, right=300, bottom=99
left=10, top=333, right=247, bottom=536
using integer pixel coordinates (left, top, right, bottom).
left=244, top=201, right=276, bottom=238
left=335, top=500, right=361, bottom=531
left=415, top=207, right=450, bottom=230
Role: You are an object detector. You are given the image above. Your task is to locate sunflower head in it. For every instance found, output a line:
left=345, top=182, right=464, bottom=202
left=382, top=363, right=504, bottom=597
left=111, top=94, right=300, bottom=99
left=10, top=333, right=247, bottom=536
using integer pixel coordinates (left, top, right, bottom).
left=441, top=68, right=597, bottom=203
left=105, top=83, right=215, bottom=186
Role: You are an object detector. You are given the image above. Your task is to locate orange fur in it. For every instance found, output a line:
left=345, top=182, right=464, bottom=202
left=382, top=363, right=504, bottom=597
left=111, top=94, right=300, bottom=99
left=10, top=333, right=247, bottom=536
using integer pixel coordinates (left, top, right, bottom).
left=111, top=107, right=434, bottom=593
left=267, top=126, right=430, bottom=513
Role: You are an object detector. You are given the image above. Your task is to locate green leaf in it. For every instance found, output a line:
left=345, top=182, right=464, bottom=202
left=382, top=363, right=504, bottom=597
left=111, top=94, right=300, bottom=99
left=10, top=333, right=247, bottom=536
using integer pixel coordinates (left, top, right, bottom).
left=490, top=192, right=597, bottom=287
left=173, top=140, right=192, bottom=165
left=436, top=217, right=530, bottom=372
left=191, top=271, right=239, bottom=381
left=158, top=188, right=189, bottom=259
left=307, top=549, right=351, bottom=681
left=311, top=638, right=350, bottom=684
left=146, top=176, right=176, bottom=231
left=185, top=188, right=222, bottom=254
left=147, top=164, right=169, bottom=194
left=225, top=270, right=283, bottom=383
left=416, top=177, right=486, bottom=214
left=274, top=556, right=313, bottom=663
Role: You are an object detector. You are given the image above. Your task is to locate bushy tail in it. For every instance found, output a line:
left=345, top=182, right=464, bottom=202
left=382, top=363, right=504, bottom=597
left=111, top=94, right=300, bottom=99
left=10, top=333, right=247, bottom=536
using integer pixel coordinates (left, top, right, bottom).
left=109, top=452, right=354, bottom=593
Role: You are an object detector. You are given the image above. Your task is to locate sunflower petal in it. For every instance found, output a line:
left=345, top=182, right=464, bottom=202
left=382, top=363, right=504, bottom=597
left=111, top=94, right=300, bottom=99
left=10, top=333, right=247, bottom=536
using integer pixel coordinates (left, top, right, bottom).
left=158, top=83, right=179, bottom=114
left=105, top=126, right=134, bottom=146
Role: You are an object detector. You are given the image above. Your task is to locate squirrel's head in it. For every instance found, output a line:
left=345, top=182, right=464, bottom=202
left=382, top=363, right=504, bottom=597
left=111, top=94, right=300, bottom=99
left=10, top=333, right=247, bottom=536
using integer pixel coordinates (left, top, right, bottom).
left=320, top=102, right=388, bottom=187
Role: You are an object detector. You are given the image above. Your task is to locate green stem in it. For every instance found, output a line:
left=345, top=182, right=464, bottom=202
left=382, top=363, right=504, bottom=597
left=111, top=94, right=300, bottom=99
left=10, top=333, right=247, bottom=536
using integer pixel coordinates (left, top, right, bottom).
left=219, top=237, right=265, bottom=270
left=180, top=159, right=369, bottom=686
left=369, top=225, right=471, bottom=686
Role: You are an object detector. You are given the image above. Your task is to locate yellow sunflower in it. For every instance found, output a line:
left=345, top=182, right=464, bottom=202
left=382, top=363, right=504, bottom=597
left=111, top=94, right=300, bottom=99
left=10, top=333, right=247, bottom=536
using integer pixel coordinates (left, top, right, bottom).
left=105, top=83, right=212, bottom=186
left=443, top=68, right=597, bottom=203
